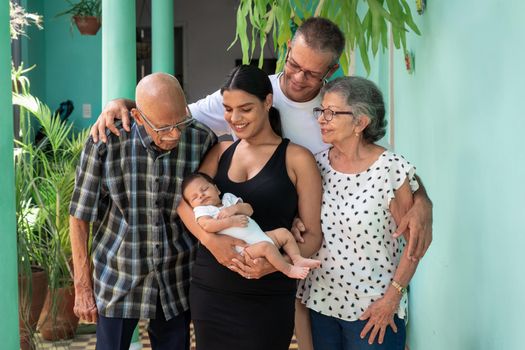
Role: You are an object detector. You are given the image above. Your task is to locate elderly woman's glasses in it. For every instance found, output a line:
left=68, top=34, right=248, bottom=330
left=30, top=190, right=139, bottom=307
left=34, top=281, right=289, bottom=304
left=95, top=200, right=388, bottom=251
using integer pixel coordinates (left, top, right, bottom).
left=136, top=108, right=193, bottom=135
left=313, top=107, right=353, bottom=122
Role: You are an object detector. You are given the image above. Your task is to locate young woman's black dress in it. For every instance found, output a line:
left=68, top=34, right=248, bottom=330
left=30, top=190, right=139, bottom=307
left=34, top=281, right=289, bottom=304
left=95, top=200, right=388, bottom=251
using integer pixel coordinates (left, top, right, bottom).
left=190, top=139, right=299, bottom=350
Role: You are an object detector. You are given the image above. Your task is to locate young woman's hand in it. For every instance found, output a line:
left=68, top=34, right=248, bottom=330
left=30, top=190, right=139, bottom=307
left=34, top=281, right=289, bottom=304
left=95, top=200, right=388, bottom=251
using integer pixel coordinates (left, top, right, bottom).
left=290, top=217, right=306, bottom=243
left=202, top=234, right=246, bottom=267
left=229, top=253, right=276, bottom=279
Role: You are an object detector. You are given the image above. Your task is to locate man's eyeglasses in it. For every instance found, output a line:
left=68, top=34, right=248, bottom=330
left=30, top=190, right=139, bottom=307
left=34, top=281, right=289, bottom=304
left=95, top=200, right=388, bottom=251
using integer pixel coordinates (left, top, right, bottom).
left=313, top=107, right=354, bottom=122
left=136, top=108, right=193, bottom=135
left=285, top=50, right=334, bottom=82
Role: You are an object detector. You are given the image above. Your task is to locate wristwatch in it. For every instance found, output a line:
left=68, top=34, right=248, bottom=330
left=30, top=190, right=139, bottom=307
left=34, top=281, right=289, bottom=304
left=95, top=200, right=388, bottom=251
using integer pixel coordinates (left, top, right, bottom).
left=391, top=280, right=407, bottom=295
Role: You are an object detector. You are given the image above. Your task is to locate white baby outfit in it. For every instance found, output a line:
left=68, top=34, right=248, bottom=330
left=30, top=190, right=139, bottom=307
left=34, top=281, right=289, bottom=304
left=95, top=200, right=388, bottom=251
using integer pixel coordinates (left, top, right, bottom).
left=193, top=193, right=273, bottom=245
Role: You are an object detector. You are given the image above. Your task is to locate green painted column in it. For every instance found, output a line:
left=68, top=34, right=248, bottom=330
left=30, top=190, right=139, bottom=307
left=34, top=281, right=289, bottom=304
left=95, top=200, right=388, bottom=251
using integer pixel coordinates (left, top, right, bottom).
left=102, top=0, right=136, bottom=105
left=152, top=0, right=175, bottom=74
left=101, top=2, right=142, bottom=349
left=0, top=1, right=20, bottom=349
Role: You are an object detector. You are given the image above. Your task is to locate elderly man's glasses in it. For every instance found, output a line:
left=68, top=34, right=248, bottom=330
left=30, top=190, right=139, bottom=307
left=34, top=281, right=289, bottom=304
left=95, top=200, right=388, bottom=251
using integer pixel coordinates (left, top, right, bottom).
left=136, top=108, right=193, bottom=135
left=285, top=50, right=334, bottom=82
left=313, top=107, right=354, bottom=122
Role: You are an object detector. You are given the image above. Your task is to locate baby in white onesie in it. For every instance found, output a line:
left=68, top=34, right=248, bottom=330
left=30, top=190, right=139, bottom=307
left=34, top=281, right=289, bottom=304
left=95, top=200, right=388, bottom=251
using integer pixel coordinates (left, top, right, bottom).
left=182, top=172, right=320, bottom=279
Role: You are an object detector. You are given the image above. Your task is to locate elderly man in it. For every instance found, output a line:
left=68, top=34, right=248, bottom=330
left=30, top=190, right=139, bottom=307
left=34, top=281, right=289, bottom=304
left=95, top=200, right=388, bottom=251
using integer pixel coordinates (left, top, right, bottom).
left=89, top=17, right=432, bottom=349
left=69, top=73, right=216, bottom=350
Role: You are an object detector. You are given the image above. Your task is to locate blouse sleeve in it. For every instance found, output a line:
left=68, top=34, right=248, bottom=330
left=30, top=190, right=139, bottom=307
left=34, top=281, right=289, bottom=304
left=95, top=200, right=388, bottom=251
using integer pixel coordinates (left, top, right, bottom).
left=384, top=153, right=419, bottom=204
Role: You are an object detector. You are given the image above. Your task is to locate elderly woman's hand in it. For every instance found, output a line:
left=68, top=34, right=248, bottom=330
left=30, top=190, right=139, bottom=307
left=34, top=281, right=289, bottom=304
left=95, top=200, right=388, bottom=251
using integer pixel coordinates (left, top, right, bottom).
left=359, top=291, right=401, bottom=345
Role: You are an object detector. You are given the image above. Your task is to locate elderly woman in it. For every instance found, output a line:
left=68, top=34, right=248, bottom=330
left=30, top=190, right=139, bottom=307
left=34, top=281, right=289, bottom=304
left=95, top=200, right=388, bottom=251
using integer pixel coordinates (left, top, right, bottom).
left=297, top=76, right=420, bottom=350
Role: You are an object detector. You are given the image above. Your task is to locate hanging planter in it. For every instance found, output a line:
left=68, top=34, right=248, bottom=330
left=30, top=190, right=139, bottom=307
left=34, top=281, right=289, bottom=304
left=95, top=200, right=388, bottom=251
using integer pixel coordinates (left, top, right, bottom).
left=73, top=15, right=101, bottom=35
left=56, top=0, right=101, bottom=36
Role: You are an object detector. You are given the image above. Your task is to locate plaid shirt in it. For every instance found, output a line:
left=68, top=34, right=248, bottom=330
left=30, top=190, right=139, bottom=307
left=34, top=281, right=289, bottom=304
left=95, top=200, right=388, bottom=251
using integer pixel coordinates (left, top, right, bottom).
left=69, top=121, right=216, bottom=319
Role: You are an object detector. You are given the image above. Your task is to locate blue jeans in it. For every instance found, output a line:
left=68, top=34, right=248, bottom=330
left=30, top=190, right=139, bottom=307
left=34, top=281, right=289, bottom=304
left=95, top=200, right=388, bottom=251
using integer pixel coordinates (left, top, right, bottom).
left=310, top=309, right=406, bottom=350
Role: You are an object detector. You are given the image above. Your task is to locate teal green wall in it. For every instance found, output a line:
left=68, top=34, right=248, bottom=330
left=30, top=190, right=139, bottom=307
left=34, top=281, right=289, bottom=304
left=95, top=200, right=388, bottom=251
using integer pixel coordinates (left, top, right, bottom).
left=22, top=0, right=102, bottom=131
left=377, top=1, right=525, bottom=349
left=1, top=1, right=21, bottom=348
left=22, top=0, right=46, bottom=101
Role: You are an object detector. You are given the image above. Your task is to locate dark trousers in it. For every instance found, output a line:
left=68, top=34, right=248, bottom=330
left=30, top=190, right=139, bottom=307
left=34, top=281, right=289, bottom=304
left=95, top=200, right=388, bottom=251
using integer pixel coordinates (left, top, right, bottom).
left=96, top=296, right=191, bottom=350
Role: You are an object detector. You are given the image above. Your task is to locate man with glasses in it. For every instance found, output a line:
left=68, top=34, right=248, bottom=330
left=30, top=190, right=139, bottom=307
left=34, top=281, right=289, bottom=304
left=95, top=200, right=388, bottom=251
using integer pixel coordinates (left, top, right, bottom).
left=69, top=73, right=216, bottom=350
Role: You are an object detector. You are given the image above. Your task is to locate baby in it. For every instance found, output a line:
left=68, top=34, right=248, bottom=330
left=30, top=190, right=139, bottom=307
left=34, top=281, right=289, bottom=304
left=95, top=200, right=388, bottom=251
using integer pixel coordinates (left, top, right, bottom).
left=181, top=172, right=320, bottom=279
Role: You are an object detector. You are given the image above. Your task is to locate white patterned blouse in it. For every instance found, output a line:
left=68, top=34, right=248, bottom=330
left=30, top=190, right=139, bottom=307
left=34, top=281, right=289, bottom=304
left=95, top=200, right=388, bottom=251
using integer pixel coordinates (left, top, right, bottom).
left=297, top=149, right=419, bottom=321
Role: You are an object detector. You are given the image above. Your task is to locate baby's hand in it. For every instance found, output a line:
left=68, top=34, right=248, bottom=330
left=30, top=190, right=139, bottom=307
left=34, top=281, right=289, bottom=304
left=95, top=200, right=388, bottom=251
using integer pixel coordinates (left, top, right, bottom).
left=218, top=206, right=237, bottom=219
left=230, top=215, right=249, bottom=228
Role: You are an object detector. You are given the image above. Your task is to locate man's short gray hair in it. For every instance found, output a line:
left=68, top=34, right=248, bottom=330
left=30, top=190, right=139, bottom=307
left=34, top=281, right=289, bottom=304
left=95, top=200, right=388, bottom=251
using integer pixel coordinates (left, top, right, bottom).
left=321, top=76, right=387, bottom=143
left=292, top=17, right=345, bottom=64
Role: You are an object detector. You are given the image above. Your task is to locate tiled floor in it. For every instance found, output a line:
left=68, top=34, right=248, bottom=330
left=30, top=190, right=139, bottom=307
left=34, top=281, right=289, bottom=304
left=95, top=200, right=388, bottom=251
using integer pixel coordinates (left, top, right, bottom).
left=32, top=321, right=299, bottom=349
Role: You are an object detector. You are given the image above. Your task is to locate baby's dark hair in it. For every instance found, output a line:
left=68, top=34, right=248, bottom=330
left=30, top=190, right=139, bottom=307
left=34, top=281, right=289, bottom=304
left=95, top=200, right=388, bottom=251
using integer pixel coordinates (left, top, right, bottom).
left=181, top=172, right=216, bottom=204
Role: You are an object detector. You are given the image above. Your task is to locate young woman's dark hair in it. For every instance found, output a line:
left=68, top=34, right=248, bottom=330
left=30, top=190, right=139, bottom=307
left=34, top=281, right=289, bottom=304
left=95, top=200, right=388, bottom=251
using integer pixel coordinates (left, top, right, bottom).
left=220, top=65, right=282, bottom=137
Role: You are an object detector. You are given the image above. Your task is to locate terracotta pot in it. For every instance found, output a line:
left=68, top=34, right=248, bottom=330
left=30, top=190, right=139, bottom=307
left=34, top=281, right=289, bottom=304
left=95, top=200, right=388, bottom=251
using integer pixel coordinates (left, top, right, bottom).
left=18, top=266, right=48, bottom=350
left=73, top=16, right=101, bottom=35
left=38, top=286, right=79, bottom=341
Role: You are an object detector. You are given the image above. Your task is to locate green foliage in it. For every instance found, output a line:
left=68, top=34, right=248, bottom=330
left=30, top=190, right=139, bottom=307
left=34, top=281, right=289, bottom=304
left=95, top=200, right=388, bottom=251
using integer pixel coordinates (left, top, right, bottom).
left=56, top=0, right=102, bottom=18
left=232, top=0, right=421, bottom=75
left=14, top=94, right=89, bottom=288
left=13, top=78, right=89, bottom=289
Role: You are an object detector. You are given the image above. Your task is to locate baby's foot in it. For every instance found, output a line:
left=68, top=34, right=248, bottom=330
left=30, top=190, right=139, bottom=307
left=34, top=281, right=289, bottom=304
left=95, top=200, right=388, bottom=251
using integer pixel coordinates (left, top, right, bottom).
left=287, top=266, right=310, bottom=279
left=294, top=257, right=321, bottom=269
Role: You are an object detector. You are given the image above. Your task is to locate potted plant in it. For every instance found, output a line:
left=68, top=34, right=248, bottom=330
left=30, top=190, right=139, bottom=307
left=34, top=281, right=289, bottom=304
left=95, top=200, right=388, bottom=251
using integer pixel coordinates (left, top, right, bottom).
left=12, top=62, right=51, bottom=350
left=13, top=89, right=89, bottom=341
left=57, top=0, right=101, bottom=35
left=16, top=166, right=50, bottom=350
left=10, top=6, right=48, bottom=348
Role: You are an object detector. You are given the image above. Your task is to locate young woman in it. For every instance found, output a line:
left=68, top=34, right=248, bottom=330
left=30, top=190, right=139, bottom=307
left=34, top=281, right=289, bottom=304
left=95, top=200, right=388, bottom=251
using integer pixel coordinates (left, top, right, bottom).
left=177, top=65, right=322, bottom=350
